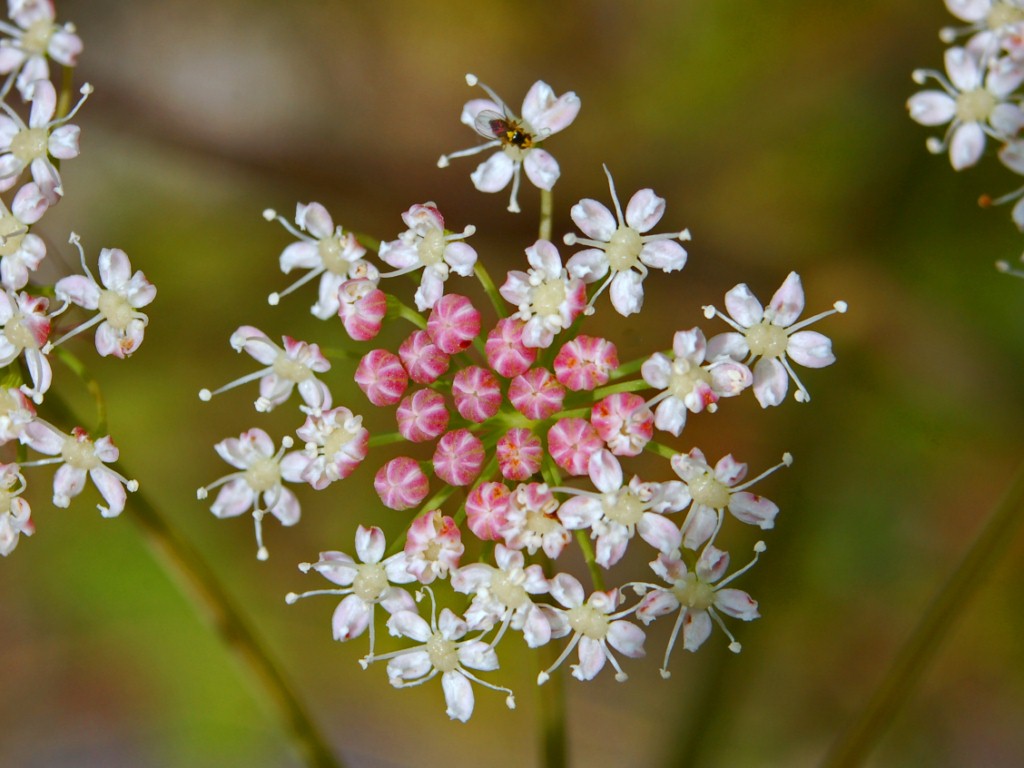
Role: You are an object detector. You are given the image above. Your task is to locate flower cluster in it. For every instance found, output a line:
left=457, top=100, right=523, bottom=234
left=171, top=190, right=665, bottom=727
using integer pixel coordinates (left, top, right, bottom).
left=907, top=1, right=1024, bottom=239
left=0, top=1, right=154, bottom=556
left=201, top=74, right=845, bottom=720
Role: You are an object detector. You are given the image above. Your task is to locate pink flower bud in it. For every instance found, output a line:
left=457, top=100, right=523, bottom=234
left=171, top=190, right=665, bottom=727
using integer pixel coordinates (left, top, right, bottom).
left=509, top=368, right=565, bottom=420
left=354, top=349, right=408, bottom=406
left=426, top=293, right=481, bottom=354
left=496, top=428, right=542, bottom=481
left=337, top=279, right=386, bottom=341
left=452, top=366, right=502, bottom=422
left=554, top=335, right=618, bottom=391
left=485, top=317, right=536, bottom=377
left=374, top=457, right=429, bottom=510
left=396, top=389, right=450, bottom=443
left=432, top=429, right=485, bottom=486
left=547, top=418, right=602, bottom=476
left=465, top=481, right=511, bottom=541
left=398, top=329, right=450, bottom=384
left=591, top=392, right=654, bottom=456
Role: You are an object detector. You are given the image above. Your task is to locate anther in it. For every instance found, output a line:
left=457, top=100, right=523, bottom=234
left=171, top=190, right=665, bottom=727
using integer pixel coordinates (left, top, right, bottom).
left=262, top=208, right=276, bottom=221
left=285, top=592, right=299, bottom=604
left=198, top=388, right=212, bottom=401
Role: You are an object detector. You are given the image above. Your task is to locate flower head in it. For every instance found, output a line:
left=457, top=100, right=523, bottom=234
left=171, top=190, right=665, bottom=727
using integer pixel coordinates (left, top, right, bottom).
left=499, top=239, right=586, bottom=349
left=637, top=542, right=763, bottom=677
left=704, top=272, right=845, bottom=407
left=53, top=236, right=156, bottom=359
left=199, top=327, right=331, bottom=413
left=0, top=78, right=89, bottom=203
left=22, top=421, right=137, bottom=517
left=0, top=462, right=31, bottom=555
left=908, top=46, right=1024, bottom=169
left=197, top=428, right=300, bottom=560
left=565, top=166, right=690, bottom=316
left=438, top=74, right=580, bottom=213
left=264, top=202, right=370, bottom=318
left=0, top=0, right=83, bottom=100
left=378, top=203, right=477, bottom=311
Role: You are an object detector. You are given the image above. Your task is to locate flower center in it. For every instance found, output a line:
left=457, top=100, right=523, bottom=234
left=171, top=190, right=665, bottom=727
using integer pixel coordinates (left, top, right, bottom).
left=605, top=226, right=643, bottom=272
left=318, top=237, right=348, bottom=275
left=352, top=562, right=388, bottom=603
left=273, top=352, right=313, bottom=382
left=744, top=319, right=789, bottom=359
left=21, top=20, right=54, bottom=55
left=426, top=632, right=460, bottom=673
left=531, top=278, right=566, bottom=316
left=525, top=508, right=561, bottom=536
left=4, top=311, right=39, bottom=351
left=603, top=490, right=645, bottom=527
left=490, top=570, right=528, bottom=610
left=668, top=359, right=712, bottom=400
left=673, top=573, right=715, bottom=612
left=98, top=289, right=134, bottom=331
left=688, top=471, right=731, bottom=510
left=988, top=3, right=1024, bottom=29
left=955, top=88, right=997, bottom=124
left=323, top=425, right=356, bottom=456
left=61, top=434, right=100, bottom=471
left=417, top=228, right=446, bottom=268
left=10, top=128, right=48, bottom=165
left=567, top=603, right=609, bottom=640
left=244, top=456, right=281, bottom=493
left=0, top=212, right=26, bottom=257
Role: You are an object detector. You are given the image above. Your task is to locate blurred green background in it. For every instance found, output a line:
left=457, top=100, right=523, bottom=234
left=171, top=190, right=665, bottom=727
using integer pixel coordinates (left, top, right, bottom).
left=2, top=0, right=1023, bottom=766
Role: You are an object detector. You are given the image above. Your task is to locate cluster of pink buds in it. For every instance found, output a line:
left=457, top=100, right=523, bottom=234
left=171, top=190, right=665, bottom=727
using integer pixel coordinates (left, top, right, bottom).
left=0, top=1, right=154, bottom=557
left=201, top=72, right=846, bottom=720
left=907, top=0, right=1024, bottom=267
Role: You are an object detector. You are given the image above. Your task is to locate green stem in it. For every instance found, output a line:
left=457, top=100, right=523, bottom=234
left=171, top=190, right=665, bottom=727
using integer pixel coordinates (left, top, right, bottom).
left=474, top=261, right=507, bottom=317
left=387, top=295, right=427, bottom=330
left=821, top=456, right=1024, bottom=768
left=592, top=378, right=650, bottom=399
left=538, top=638, right=567, bottom=768
left=45, top=392, right=345, bottom=768
left=51, top=347, right=108, bottom=434
left=539, top=188, right=553, bottom=242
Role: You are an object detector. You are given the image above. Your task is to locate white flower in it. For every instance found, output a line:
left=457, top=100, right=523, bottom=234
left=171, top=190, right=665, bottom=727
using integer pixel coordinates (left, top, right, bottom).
left=0, top=0, right=83, bottom=100
left=636, top=542, right=763, bottom=678
left=378, top=202, right=477, bottom=311
left=286, top=526, right=416, bottom=659
left=565, top=166, right=690, bottom=317
left=52, top=236, right=156, bottom=359
left=641, top=327, right=752, bottom=436
left=0, top=462, right=32, bottom=555
left=0, top=289, right=50, bottom=402
left=374, top=594, right=515, bottom=723
left=537, top=574, right=645, bottom=684
left=199, top=327, right=332, bottom=413
left=197, top=428, right=301, bottom=561
left=0, top=182, right=47, bottom=290
left=438, top=74, right=580, bottom=213
left=0, top=79, right=89, bottom=203
left=670, top=448, right=790, bottom=550
left=555, top=450, right=688, bottom=569
left=451, top=544, right=553, bottom=647
left=499, top=239, right=587, bottom=349
left=264, top=202, right=371, bottom=318
left=908, top=46, right=1024, bottom=169
left=704, top=271, right=846, bottom=407
left=21, top=421, right=137, bottom=517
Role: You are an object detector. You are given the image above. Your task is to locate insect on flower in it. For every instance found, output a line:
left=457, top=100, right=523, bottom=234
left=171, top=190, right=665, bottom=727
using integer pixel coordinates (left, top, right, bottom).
left=473, top=109, right=535, bottom=151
